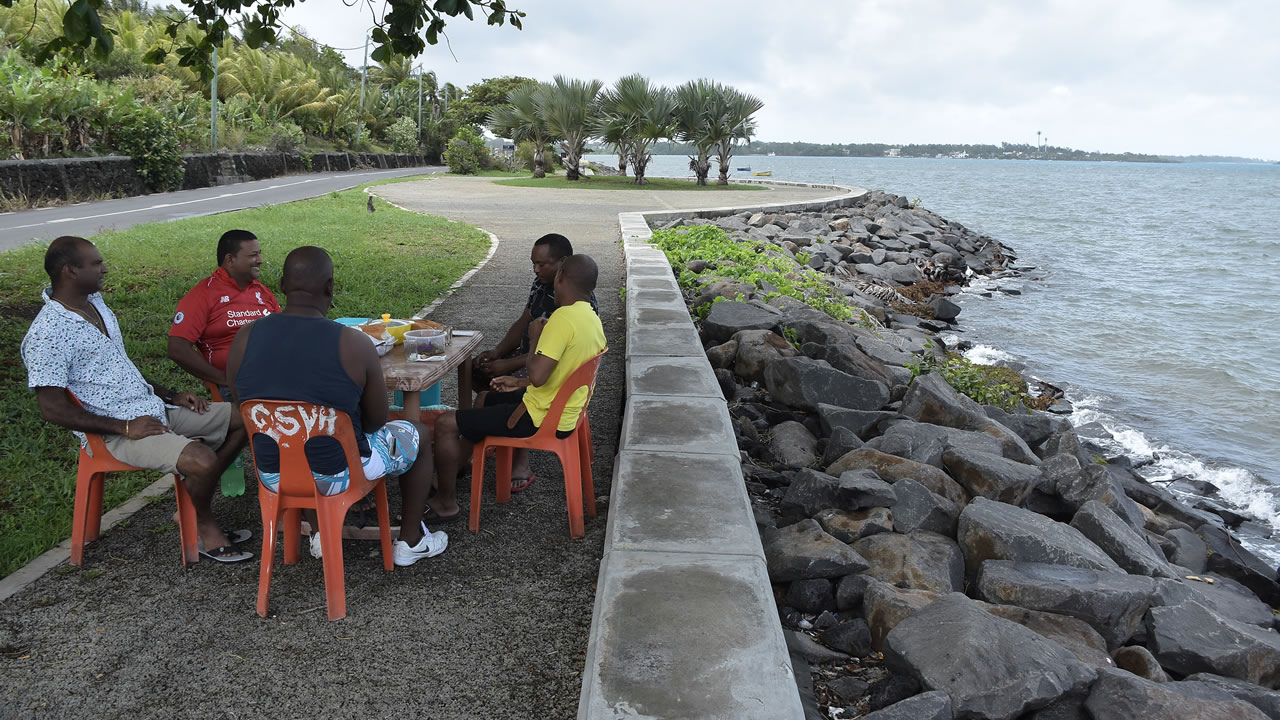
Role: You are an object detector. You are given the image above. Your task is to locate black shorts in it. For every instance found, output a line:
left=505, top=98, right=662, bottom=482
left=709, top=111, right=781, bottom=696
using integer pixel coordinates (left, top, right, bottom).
left=455, top=389, right=572, bottom=444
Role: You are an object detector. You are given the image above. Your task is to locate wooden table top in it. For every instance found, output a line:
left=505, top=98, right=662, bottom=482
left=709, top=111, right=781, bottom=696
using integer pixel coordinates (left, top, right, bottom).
left=380, top=331, right=484, bottom=392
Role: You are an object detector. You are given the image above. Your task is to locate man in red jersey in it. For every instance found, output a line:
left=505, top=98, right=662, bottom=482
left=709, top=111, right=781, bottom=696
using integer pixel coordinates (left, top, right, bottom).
left=168, top=229, right=281, bottom=398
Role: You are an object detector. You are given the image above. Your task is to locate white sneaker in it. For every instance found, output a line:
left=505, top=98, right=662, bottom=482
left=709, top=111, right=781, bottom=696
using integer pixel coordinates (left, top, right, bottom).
left=309, top=531, right=322, bottom=559
left=393, top=522, right=448, bottom=567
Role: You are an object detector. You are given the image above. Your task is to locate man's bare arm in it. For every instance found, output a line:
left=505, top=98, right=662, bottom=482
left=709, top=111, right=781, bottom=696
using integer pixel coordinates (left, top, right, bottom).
left=344, top=328, right=388, bottom=433
left=482, top=307, right=531, bottom=362
left=167, top=336, right=226, bottom=386
left=225, top=324, right=252, bottom=406
left=527, top=354, right=557, bottom=387
left=34, top=387, right=165, bottom=439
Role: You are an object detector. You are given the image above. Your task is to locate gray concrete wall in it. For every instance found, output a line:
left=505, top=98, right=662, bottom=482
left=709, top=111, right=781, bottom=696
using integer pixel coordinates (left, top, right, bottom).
left=579, top=180, right=869, bottom=719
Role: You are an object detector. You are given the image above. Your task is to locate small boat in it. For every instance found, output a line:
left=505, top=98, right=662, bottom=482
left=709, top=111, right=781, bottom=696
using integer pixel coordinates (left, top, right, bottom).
left=752, top=170, right=772, bottom=177
left=736, top=167, right=751, bottom=171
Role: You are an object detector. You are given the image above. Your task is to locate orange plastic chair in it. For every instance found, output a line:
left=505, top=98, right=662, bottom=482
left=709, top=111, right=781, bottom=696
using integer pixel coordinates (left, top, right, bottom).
left=469, top=349, right=607, bottom=539
left=240, top=399, right=393, bottom=621
left=203, top=381, right=224, bottom=403
left=67, top=391, right=199, bottom=567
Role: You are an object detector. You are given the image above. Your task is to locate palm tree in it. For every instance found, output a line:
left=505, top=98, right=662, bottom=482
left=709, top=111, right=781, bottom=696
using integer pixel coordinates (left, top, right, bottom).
left=487, top=81, right=556, bottom=178
left=673, top=79, right=721, bottom=186
left=372, top=54, right=414, bottom=88
left=596, top=74, right=674, bottom=185
left=595, top=113, right=628, bottom=176
left=714, top=86, right=764, bottom=185
left=536, top=74, right=602, bottom=181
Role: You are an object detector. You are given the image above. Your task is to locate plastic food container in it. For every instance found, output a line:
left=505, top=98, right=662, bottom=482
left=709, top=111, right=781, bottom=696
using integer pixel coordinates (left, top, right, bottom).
left=404, top=328, right=448, bottom=357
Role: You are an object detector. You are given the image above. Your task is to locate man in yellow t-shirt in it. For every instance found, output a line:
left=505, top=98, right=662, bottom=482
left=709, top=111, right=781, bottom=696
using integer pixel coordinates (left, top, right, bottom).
left=426, top=255, right=606, bottom=523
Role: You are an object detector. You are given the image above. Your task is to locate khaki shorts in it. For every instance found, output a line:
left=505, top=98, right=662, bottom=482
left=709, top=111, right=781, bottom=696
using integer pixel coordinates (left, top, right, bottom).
left=101, top=403, right=233, bottom=475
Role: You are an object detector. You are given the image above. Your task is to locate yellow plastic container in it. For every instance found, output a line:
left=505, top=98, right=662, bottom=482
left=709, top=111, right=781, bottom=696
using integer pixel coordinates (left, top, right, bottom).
left=385, top=319, right=412, bottom=344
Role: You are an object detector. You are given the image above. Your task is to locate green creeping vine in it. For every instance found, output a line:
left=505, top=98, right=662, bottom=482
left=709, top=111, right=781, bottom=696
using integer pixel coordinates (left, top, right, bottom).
left=906, top=343, right=1034, bottom=412
left=649, top=224, right=854, bottom=322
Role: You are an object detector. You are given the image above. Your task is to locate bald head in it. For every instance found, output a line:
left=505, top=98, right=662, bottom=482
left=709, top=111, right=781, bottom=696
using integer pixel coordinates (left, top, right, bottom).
left=279, top=247, right=335, bottom=315
left=558, top=254, right=598, bottom=296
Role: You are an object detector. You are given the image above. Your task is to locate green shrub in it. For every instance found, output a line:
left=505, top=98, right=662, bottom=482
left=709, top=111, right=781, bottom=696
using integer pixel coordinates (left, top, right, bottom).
left=444, top=138, right=478, bottom=174
left=649, top=224, right=855, bottom=322
left=113, top=105, right=184, bottom=192
left=906, top=350, right=1030, bottom=411
left=268, top=121, right=305, bottom=153
left=387, top=117, right=419, bottom=154
left=443, top=125, right=489, bottom=174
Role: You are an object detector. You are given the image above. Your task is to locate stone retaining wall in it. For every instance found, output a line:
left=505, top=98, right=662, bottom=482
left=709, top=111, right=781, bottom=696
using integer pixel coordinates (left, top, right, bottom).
left=578, top=180, right=869, bottom=719
left=0, top=152, right=428, bottom=205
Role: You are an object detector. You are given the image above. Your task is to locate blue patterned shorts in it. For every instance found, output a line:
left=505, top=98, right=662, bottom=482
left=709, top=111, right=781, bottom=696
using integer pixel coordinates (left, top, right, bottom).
left=257, top=420, right=419, bottom=496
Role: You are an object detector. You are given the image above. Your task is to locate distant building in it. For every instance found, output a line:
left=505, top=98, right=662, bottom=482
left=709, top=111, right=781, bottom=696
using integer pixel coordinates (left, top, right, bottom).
left=886, top=147, right=901, bottom=158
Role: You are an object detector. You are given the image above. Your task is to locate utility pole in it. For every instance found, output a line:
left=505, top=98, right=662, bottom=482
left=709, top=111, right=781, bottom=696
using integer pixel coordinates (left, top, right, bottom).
left=210, top=46, right=218, bottom=151
left=353, top=33, right=368, bottom=144
left=1036, top=130, right=1041, bottom=158
left=417, top=66, right=424, bottom=143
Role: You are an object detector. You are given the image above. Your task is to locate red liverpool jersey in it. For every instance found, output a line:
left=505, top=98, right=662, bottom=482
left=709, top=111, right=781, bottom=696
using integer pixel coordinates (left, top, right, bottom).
left=169, top=268, right=281, bottom=371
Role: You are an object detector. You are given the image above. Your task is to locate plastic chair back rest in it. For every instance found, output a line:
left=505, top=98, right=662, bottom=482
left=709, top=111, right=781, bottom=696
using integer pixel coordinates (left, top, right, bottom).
left=531, top=350, right=606, bottom=441
left=241, top=400, right=367, bottom=498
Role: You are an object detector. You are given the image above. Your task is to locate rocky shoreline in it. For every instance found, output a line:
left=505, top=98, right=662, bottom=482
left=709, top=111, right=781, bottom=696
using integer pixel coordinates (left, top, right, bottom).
left=650, top=190, right=1280, bottom=719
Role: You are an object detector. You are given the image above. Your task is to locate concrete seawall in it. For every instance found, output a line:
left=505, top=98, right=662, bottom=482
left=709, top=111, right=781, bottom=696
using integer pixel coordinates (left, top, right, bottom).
left=579, top=180, right=869, bottom=719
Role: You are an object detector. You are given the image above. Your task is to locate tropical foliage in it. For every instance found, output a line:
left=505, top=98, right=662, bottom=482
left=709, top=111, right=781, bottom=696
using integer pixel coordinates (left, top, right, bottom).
left=486, top=81, right=554, bottom=177
left=0, top=0, right=532, bottom=171
left=487, top=73, right=763, bottom=185
left=443, top=125, right=490, bottom=174
left=535, top=74, right=603, bottom=181
left=0, top=0, right=523, bottom=80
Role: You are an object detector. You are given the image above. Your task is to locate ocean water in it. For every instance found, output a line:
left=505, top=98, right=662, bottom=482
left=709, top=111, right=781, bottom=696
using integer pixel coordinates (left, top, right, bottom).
left=595, top=154, right=1280, bottom=557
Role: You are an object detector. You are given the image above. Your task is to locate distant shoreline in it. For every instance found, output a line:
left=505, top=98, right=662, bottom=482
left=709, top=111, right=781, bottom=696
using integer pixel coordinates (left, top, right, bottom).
left=638, top=143, right=1274, bottom=164
left=642, top=152, right=1280, bottom=165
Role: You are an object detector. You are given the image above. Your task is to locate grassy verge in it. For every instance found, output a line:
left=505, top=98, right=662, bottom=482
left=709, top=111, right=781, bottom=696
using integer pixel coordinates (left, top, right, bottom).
left=493, top=175, right=766, bottom=191
left=0, top=188, right=489, bottom=577
left=446, top=168, right=533, bottom=178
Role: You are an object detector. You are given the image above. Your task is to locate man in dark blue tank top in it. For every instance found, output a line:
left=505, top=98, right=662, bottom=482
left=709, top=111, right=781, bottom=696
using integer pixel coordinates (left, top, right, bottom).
left=226, top=246, right=447, bottom=567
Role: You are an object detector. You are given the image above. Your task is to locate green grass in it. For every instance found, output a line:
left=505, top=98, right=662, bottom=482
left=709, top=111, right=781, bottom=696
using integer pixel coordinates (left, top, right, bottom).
left=446, top=168, right=533, bottom=178
left=493, top=175, right=766, bottom=191
left=363, top=172, right=441, bottom=188
left=0, top=188, right=489, bottom=577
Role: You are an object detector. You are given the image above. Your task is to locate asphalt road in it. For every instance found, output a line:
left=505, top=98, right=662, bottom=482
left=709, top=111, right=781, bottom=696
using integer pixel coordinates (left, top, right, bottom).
left=0, top=165, right=444, bottom=253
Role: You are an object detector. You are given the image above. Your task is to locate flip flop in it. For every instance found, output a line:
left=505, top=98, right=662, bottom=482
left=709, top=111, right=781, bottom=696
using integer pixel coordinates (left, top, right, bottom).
left=510, top=473, right=536, bottom=494
left=421, top=507, right=462, bottom=525
left=198, top=530, right=252, bottom=552
left=198, top=545, right=254, bottom=563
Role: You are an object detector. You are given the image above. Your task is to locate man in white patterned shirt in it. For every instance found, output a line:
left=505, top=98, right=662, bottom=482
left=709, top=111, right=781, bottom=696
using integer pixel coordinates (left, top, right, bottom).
left=21, top=236, right=251, bottom=563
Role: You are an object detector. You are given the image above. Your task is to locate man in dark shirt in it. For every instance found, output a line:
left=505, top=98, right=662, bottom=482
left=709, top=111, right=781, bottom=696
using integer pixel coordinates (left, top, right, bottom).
left=226, top=246, right=446, bottom=566
left=469, top=233, right=598, bottom=493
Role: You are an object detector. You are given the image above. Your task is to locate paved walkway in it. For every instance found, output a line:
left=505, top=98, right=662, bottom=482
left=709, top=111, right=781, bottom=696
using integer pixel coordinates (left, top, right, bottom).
left=0, top=176, right=835, bottom=718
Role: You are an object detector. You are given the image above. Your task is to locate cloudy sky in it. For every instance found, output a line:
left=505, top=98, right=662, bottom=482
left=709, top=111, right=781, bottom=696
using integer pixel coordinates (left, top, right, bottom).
left=279, top=0, right=1279, bottom=159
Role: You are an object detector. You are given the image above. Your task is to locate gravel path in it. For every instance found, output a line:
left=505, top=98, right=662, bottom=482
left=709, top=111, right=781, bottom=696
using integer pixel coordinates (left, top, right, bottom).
left=0, top=176, right=835, bottom=718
